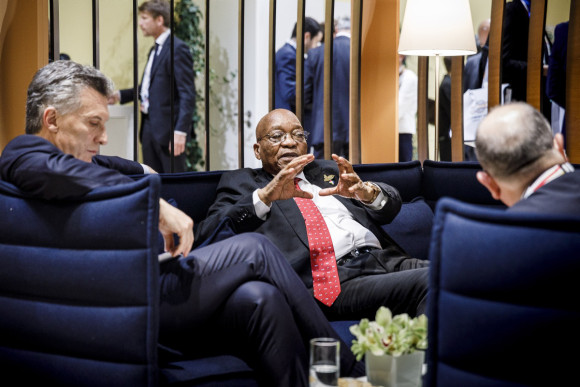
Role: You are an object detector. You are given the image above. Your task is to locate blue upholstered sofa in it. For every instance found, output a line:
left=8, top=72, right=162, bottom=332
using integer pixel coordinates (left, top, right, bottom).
left=0, top=160, right=506, bottom=385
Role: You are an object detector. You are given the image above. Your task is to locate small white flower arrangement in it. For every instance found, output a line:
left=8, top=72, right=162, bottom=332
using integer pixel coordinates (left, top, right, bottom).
left=349, top=307, right=428, bottom=361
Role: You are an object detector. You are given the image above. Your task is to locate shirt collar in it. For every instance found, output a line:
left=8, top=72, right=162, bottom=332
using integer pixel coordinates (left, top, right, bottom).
left=522, top=162, right=574, bottom=199
left=156, top=29, right=171, bottom=48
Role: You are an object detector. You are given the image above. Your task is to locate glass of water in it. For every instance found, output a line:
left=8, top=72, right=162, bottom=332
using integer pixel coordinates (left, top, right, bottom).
left=309, top=337, right=340, bottom=387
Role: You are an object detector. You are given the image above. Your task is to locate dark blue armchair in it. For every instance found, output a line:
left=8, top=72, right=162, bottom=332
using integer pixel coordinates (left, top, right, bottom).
left=0, top=176, right=256, bottom=386
left=426, top=197, right=580, bottom=386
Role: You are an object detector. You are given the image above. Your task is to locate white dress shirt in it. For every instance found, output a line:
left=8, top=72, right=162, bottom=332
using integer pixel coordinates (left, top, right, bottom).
left=398, top=67, right=418, bottom=135
left=140, top=29, right=170, bottom=114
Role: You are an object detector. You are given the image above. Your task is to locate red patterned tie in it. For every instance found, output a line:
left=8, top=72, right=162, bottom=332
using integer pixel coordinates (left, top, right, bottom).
left=293, top=178, right=341, bottom=306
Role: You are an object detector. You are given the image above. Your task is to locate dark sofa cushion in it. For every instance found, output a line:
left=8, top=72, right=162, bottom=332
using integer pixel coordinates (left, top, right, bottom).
left=382, top=197, right=433, bottom=260
left=421, top=160, right=505, bottom=210
left=158, top=170, right=225, bottom=224
left=354, top=161, right=423, bottom=202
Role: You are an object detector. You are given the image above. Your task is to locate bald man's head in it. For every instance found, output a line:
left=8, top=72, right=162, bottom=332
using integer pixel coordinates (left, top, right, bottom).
left=475, top=103, right=555, bottom=180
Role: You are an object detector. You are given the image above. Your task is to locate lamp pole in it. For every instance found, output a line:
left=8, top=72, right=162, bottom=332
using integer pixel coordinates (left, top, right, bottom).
left=434, top=53, right=440, bottom=161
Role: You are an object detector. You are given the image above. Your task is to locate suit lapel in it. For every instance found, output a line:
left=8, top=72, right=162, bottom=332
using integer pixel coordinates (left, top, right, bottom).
left=150, top=42, right=167, bottom=78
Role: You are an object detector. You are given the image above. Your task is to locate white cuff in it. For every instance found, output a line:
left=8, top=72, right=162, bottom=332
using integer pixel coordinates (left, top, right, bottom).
left=252, top=189, right=271, bottom=220
left=363, top=183, right=387, bottom=209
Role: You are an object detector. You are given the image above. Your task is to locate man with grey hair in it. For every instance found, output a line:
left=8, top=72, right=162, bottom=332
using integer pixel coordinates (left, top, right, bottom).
left=475, top=102, right=578, bottom=215
left=0, top=60, right=364, bottom=386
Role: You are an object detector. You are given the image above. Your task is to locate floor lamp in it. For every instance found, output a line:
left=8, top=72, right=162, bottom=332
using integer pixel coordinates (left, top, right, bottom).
left=398, top=0, right=476, bottom=161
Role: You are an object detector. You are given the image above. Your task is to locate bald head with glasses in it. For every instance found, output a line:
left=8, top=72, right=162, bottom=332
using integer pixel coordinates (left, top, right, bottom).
left=253, top=109, right=379, bottom=206
left=254, top=109, right=312, bottom=176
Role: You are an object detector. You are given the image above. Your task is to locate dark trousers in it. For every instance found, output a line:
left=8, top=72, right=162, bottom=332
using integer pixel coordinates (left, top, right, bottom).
left=158, top=233, right=361, bottom=387
left=141, top=120, right=187, bottom=173
left=399, top=133, right=413, bottom=162
left=320, top=248, right=429, bottom=322
left=439, top=133, right=451, bottom=161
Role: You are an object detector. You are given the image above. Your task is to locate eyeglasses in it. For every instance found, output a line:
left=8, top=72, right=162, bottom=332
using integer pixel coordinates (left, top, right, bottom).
left=258, top=130, right=309, bottom=144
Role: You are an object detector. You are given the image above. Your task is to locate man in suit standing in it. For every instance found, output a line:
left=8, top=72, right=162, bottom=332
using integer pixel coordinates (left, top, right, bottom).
left=304, top=17, right=350, bottom=159
left=109, top=0, right=195, bottom=173
left=275, top=17, right=322, bottom=113
left=501, top=0, right=551, bottom=120
left=0, top=60, right=364, bottom=387
left=475, top=102, right=578, bottom=216
left=196, top=108, right=429, bottom=321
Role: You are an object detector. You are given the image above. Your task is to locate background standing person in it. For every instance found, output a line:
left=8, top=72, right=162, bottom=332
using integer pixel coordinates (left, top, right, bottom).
left=438, top=57, right=452, bottom=161
left=274, top=17, right=322, bottom=113
left=109, top=0, right=195, bottom=173
left=476, top=19, right=491, bottom=52
left=304, top=16, right=350, bottom=159
left=546, top=20, right=568, bottom=139
left=501, top=0, right=551, bottom=121
left=398, top=54, right=417, bottom=162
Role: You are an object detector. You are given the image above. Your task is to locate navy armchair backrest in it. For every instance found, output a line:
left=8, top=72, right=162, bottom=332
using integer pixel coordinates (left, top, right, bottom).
left=0, top=176, right=161, bottom=386
left=426, top=198, right=580, bottom=386
left=421, top=160, right=505, bottom=210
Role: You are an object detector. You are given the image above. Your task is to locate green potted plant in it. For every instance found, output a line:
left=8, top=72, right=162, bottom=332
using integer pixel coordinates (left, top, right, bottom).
left=350, top=307, right=427, bottom=387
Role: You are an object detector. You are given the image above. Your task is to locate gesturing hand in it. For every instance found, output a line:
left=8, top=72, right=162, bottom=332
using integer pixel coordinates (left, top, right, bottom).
left=257, top=154, right=315, bottom=205
left=319, top=154, right=379, bottom=203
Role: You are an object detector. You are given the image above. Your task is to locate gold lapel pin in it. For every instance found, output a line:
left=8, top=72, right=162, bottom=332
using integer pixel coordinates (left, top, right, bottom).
left=324, top=174, right=335, bottom=185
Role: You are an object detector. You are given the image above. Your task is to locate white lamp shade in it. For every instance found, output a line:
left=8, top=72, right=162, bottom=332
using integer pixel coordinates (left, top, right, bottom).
left=399, top=0, right=477, bottom=56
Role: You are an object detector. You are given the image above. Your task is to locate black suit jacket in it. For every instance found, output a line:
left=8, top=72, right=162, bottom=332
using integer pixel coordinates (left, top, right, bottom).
left=0, top=135, right=143, bottom=200
left=509, top=171, right=580, bottom=217
left=195, top=160, right=409, bottom=287
left=120, top=35, right=195, bottom=146
left=546, top=21, right=568, bottom=108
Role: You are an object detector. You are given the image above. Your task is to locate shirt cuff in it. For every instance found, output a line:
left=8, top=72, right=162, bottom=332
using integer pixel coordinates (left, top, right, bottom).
left=363, top=183, right=387, bottom=209
left=175, top=131, right=187, bottom=137
left=253, top=189, right=271, bottom=220
left=141, top=164, right=152, bottom=174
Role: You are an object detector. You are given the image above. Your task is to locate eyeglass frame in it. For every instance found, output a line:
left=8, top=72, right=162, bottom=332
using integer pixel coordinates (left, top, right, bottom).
left=257, top=130, right=310, bottom=145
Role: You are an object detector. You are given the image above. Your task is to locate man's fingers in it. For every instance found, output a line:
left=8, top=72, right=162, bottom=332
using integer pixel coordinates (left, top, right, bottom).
left=318, top=187, right=336, bottom=196
left=295, top=189, right=314, bottom=199
left=175, top=232, right=194, bottom=257
left=162, top=232, right=175, bottom=255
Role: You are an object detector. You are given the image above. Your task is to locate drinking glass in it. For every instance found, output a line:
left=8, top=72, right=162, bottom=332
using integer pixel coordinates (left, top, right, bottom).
left=309, top=337, right=340, bottom=387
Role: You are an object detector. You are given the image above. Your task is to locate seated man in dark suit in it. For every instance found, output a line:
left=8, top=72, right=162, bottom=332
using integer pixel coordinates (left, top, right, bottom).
left=0, top=60, right=363, bottom=387
left=196, top=108, right=429, bottom=322
left=475, top=102, right=579, bottom=216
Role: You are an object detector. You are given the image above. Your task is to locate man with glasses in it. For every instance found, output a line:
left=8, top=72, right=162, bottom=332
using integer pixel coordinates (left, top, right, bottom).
left=196, top=109, right=429, bottom=321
